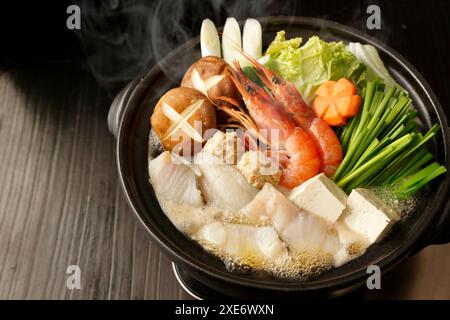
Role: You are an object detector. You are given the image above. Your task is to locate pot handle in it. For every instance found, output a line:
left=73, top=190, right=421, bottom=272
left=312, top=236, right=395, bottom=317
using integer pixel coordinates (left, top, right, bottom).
left=107, top=79, right=139, bottom=138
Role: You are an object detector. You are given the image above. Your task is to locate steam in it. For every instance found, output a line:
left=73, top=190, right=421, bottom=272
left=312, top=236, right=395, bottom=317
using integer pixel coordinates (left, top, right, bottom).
left=75, top=0, right=296, bottom=92
left=76, top=0, right=156, bottom=91
left=75, top=0, right=391, bottom=94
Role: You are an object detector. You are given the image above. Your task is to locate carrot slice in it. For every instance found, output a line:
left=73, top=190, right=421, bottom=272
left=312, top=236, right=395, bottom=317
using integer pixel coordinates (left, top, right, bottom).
left=312, top=78, right=361, bottom=126
left=312, top=96, right=329, bottom=117
left=324, top=103, right=346, bottom=126
left=315, top=80, right=335, bottom=97
left=335, top=95, right=361, bottom=117
left=333, top=78, right=356, bottom=97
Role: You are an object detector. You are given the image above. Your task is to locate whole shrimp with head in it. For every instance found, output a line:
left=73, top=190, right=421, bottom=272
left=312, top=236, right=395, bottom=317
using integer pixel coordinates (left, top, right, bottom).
left=229, top=60, right=321, bottom=189
left=241, top=53, right=343, bottom=177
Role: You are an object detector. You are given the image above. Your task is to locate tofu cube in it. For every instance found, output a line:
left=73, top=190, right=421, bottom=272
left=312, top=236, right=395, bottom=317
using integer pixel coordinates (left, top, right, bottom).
left=343, top=188, right=399, bottom=243
left=288, top=173, right=348, bottom=223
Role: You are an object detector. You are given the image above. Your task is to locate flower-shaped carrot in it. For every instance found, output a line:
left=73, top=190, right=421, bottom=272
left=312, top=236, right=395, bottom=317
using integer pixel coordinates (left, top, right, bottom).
left=312, top=78, right=362, bottom=126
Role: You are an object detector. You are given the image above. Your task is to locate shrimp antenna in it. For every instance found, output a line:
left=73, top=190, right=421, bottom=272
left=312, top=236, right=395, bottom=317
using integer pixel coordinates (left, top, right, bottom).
left=228, top=60, right=274, bottom=104
left=220, top=31, right=278, bottom=101
left=219, top=31, right=279, bottom=94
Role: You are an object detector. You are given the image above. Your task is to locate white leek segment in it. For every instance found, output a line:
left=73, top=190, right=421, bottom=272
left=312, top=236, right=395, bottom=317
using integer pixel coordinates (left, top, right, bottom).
left=222, top=17, right=242, bottom=65
left=200, top=19, right=221, bottom=58
left=242, top=18, right=262, bottom=60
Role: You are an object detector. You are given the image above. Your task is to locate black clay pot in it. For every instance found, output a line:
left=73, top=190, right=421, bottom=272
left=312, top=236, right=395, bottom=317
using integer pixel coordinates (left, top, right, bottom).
left=108, top=17, right=450, bottom=299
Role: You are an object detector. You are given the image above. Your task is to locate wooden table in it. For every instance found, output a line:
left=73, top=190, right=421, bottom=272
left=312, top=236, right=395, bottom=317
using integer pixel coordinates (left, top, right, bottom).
left=0, top=0, right=449, bottom=300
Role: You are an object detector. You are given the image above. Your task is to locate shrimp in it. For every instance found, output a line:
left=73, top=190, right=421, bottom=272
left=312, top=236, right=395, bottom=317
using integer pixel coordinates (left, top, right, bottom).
left=241, top=53, right=343, bottom=176
left=229, top=61, right=320, bottom=189
left=281, top=127, right=322, bottom=188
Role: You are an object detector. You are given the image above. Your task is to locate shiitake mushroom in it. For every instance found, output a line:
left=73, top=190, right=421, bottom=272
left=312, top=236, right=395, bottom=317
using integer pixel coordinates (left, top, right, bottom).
left=151, top=87, right=216, bottom=155
left=181, top=56, right=240, bottom=104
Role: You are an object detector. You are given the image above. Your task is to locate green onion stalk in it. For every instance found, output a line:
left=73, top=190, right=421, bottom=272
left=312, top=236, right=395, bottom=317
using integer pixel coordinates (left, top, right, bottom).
left=333, top=80, right=446, bottom=196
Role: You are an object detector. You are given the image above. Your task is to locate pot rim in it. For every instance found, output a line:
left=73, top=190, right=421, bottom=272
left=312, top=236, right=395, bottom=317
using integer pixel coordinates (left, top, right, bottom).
left=115, top=16, right=450, bottom=292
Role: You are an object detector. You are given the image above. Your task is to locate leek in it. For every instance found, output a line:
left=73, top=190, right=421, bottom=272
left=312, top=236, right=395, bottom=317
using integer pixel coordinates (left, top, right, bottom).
left=334, top=80, right=446, bottom=196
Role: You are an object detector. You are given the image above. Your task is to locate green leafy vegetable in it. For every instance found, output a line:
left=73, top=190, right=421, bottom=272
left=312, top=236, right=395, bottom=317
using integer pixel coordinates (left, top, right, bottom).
left=347, top=42, right=397, bottom=86
left=260, top=31, right=367, bottom=103
left=266, top=31, right=302, bottom=56
left=242, top=66, right=265, bottom=88
left=333, top=79, right=446, bottom=196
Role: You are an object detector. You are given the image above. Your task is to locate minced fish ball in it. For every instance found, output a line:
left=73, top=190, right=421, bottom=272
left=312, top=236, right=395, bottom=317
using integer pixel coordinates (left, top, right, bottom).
left=237, top=151, right=281, bottom=189
left=201, top=131, right=245, bottom=165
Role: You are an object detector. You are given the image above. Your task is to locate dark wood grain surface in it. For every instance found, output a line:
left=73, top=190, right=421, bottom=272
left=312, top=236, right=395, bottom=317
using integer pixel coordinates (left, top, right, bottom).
left=0, top=0, right=449, bottom=300
left=0, top=65, right=190, bottom=299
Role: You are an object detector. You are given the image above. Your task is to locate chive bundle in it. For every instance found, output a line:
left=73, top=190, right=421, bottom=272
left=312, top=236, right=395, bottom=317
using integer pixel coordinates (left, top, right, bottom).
left=333, top=80, right=446, bottom=196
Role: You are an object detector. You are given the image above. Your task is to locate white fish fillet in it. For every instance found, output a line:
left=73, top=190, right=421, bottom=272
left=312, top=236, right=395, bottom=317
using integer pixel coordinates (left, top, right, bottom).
left=148, top=151, right=203, bottom=207
left=333, top=222, right=368, bottom=267
left=241, top=184, right=342, bottom=255
left=196, top=160, right=258, bottom=212
left=196, top=221, right=289, bottom=264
